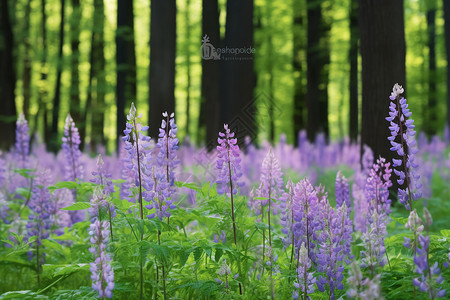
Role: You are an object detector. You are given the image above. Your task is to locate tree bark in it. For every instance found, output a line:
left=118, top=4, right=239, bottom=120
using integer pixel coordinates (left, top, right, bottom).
left=0, top=0, right=17, bottom=150
left=293, top=0, right=307, bottom=146
left=426, top=1, right=437, bottom=136
left=50, top=0, right=66, bottom=152
left=219, top=0, right=256, bottom=148
left=22, top=0, right=32, bottom=121
left=445, top=0, right=450, bottom=132
left=116, top=0, right=137, bottom=151
left=349, top=0, right=358, bottom=143
left=149, top=0, right=176, bottom=139
left=69, top=0, right=82, bottom=133
left=199, top=0, right=220, bottom=149
left=359, top=0, right=406, bottom=173
left=306, top=0, right=330, bottom=142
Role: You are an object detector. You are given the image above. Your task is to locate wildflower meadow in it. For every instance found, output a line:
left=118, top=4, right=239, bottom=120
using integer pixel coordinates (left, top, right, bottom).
left=1, top=84, right=450, bottom=300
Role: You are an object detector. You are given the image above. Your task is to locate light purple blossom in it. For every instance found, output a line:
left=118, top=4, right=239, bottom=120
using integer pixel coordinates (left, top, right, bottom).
left=347, top=261, right=384, bottom=299
left=89, top=220, right=114, bottom=299
left=293, top=242, right=316, bottom=300
left=15, top=114, right=30, bottom=169
left=62, top=114, right=84, bottom=182
left=335, top=171, right=351, bottom=210
left=385, top=83, right=421, bottom=210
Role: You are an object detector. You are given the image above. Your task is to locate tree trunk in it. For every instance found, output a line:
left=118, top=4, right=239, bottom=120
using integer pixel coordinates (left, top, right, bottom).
left=70, top=0, right=81, bottom=134
left=199, top=0, right=220, bottom=149
left=86, top=0, right=106, bottom=150
left=116, top=0, right=137, bottom=151
left=349, top=0, right=358, bottom=143
left=266, top=0, right=275, bottom=143
left=149, top=0, right=176, bottom=138
left=445, top=0, right=450, bottom=132
left=359, top=0, right=406, bottom=173
left=220, top=0, right=256, bottom=148
left=50, top=0, right=66, bottom=152
left=185, top=0, right=191, bottom=137
left=426, top=1, right=437, bottom=136
left=306, top=0, right=330, bottom=142
left=293, top=0, right=306, bottom=146
left=22, top=0, right=32, bottom=121
left=0, top=0, right=17, bottom=150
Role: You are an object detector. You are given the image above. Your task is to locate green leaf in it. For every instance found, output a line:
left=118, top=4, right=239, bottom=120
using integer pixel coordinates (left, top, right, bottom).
left=15, top=187, right=31, bottom=199
left=49, top=181, right=79, bottom=191
left=214, top=248, right=223, bottom=262
left=14, top=168, right=35, bottom=179
left=175, top=181, right=201, bottom=192
left=61, top=202, right=91, bottom=211
left=253, top=197, right=268, bottom=200
left=440, top=229, right=450, bottom=237
left=209, top=183, right=218, bottom=198
left=201, top=182, right=210, bottom=197
left=193, top=247, right=203, bottom=262
left=391, top=216, right=408, bottom=225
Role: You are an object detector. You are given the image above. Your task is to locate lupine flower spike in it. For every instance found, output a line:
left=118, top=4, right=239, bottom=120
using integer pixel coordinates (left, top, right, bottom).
left=386, top=83, right=421, bottom=210
left=89, top=220, right=114, bottom=299
left=15, top=113, right=30, bottom=169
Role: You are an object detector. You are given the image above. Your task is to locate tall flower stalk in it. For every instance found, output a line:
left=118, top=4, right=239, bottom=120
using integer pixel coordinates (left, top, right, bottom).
left=15, top=113, right=30, bottom=169
left=280, top=178, right=296, bottom=273
left=216, top=124, right=243, bottom=294
left=386, top=83, right=421, bottom=210
left=121, top=103, right=151, bottom=300
left=26, top=169, right=52, bottom=285
left=258, top=149, right=283, bottom=299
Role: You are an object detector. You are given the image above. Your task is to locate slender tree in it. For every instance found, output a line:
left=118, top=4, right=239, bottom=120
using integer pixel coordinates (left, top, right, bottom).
left=0, top=0, right=17, bottom=150
left=445, top=0, right=450, bottom=131
left=185, top=0, right=191, bottom=137
left=199, top=0, right=220, bottom=149
left=22, top=0, right=32, bottom=121
left=306, top=0, right=330, bottom=142
left=50, top=0, right=66, bottom=152
left=116, top=0, right=137, bottom=151
left=426, top=0, right=437, bottom=136
left=86, top=0, right=106, bottom=150
left=149, top=0, right=176, bottom=139
left=349, top=0, right=358, bottom=143
left=293, top=0, right=307, bottom=146
left=359, top=0, right=406, bottom=175
left=69, top=0, right=82, bottom=134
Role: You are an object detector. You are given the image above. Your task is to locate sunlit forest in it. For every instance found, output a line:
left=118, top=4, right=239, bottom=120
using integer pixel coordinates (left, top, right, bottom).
left=0, top=0, right=450, bottom=299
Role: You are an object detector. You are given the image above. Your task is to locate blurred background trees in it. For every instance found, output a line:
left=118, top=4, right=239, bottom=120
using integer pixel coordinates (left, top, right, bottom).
left=0, top=0, right=449, bottom=153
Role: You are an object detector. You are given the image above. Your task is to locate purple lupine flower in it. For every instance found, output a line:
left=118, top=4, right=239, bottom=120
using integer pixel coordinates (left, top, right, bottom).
left=335, top=171, right=351, bottom=210
left=15, top=114, right=30, bottom=169
left=62, top=114, right=84, bottom=182
left=347, top=261, right=384, bottom=300
left=293, top=242, right=316, bottom=300
left=119, top=141, right=135, bottom=202
left=216, top=124, right=244, bottom=195
left=89, top=187, right=116, bottom=222
left=280, top=178, right=295, bottom=250
left=413, top=233, right=446, bottom=298
left=386, top=83, right=421, bottom=210
left=316, top=197, right=345, bottom=299
left=89, top=220, right=114, bottom=298
left=292, top=178, right=322, bottom=264
left=0, top=151, right=6, bottom=188
left=26, top=169, right=52, bottom=270
left=217, top=259, right=232, bottom=292
left=353, top=145, right=373, bottom=232
left=338, top=203, right=354, bottom=264
left=91, top=154, right=114, bottom=196
left=365, top=157, right=393, bottom=215
left=258, top=149, right=283, bottom=214
left=213, top=230, right=226, bottom=244
left=360, top=209, right=388, bottom=272
left=121, top=103, right=152, bottom=218
left=146, top=112, right=179, bottom=221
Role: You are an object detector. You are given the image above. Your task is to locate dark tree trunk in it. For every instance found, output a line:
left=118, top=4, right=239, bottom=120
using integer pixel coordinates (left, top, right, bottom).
left=69, top=0, right=81, bottom=133
left=149, top=0, right=176, bottom=139
left=32, top=0, right=49, bottom=145
left=22, top=0, right=32, bottom=121
left=306, top=0, right=330, bottom=142
left=88, top=0, right=106, bottom=150
left=359, top=0, right=406, bottom=174
left=220, top=0, right=256, bottom=147
left=349, top=0, right=358, bottom=143
left=50, top=0, right=66, bottom=152
left=0, top=0, right=16, bottom=150
left=266, top=1, right=275, bottom=143
left=185, top=0, right=191, bottom=137
left=445, top=0, right=450, bottom=132
left=426, top=3, right=437, bottom=136
left=199, top=0, right=220, bottom=149
left=293, top=0, right=306, bottom=146
left=116, top=0, right=137, bottom=151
